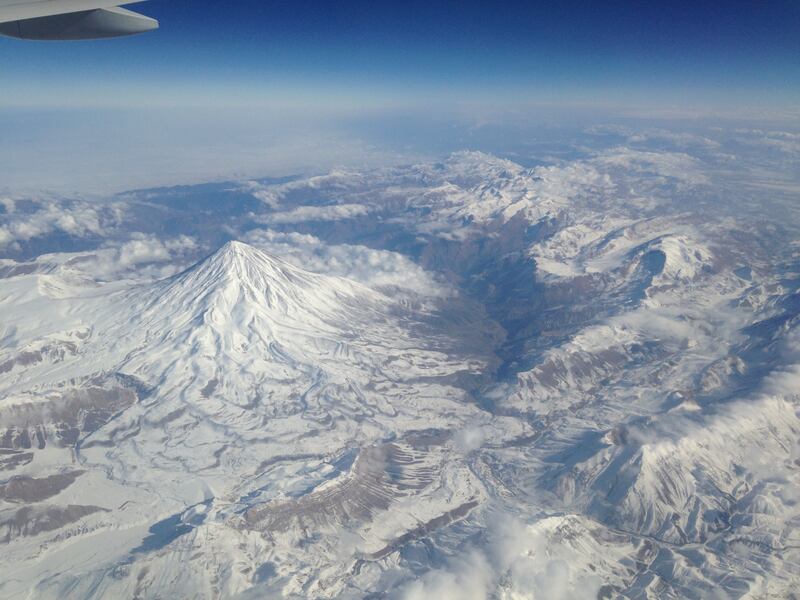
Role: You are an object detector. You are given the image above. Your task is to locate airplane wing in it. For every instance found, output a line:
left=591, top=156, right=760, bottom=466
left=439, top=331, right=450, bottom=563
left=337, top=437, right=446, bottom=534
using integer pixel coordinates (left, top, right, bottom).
left=0, top=0, right=157, bottom=39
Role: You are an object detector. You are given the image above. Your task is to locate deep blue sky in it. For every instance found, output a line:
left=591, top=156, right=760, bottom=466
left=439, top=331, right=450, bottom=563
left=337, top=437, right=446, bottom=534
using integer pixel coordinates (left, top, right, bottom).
left=1, top=0, right=799, bottom=194
left=2, top=0, right=799, bottom=109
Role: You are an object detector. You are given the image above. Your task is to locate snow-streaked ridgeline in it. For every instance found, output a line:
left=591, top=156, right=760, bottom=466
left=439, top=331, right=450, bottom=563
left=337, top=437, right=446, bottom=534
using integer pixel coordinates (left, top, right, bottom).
left=1, top=124, right=800, bottom=599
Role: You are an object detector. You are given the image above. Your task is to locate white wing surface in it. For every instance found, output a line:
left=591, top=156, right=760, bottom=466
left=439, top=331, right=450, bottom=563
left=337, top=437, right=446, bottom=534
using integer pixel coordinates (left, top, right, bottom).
left=0, top=0, right=157, bottom=39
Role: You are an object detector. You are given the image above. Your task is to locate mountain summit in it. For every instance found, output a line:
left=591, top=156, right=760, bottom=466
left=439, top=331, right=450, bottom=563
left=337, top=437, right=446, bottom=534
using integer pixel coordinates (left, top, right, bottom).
left=57, top=239, right=487, bottom=506
left=139, top=240, right=377, bottom=333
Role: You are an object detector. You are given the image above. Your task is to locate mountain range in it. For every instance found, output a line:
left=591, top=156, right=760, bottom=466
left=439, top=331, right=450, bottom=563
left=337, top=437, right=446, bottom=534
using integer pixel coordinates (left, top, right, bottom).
left=1, top=133, right=799, bottom=598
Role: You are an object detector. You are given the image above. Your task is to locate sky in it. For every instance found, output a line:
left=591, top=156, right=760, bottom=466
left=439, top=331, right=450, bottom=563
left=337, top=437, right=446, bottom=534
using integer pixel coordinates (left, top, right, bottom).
left=2, top=0, right=799, bottom=109
left=0, top=0, right=799, bottom=193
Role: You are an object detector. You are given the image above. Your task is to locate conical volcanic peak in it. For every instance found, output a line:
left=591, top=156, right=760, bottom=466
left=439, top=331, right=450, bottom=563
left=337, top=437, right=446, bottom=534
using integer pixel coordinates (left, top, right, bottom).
left=138, top=240, right=383, bottom=336
left=184, top=240, right=309, bottom=290
left=213, top=239, right=256, bottom=265
left=207, top=240, right=278, bottom=271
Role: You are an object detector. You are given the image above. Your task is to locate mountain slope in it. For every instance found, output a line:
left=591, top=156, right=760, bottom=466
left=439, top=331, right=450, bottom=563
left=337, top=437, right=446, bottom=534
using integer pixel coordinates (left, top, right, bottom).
left=0, top=241, right=499, bottom=600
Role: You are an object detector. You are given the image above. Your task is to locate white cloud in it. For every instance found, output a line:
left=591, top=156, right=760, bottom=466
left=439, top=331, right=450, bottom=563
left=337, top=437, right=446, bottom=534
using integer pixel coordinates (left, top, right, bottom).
left=115, top=233, right=197, bottom=270
left=400, top=551, right=492, bottom=600
left=0, top=228, right=14, bottom=248
left=241, top=228, right=453, bottom=298
left=594, top=147, right=709, bottom=185
left=626, top=129, right=721, bottom=150
left=0, top=198, right=122, bottom=250
left=259, top=203, right=374, bottom=224
left=397, top=514, right=614, bottom=600
left=0, top=198, right=15, bottom=214
left=454, top=426, right=487, bottom=454
left=760, top=322, right=800, bottom=401
left=240, top=182, right=282, bottom=209
left=62, top=233, right=198, bottom=281
left=584, top=124, right=635, bottom=137
left=733, top=129, right=800, bottom=156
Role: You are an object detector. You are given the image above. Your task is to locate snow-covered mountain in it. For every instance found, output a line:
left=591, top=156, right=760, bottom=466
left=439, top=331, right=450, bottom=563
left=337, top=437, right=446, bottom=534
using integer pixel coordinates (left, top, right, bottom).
left=2, top=131, right=800, bottom=599
left=0, top=240, right=501, bottom=599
